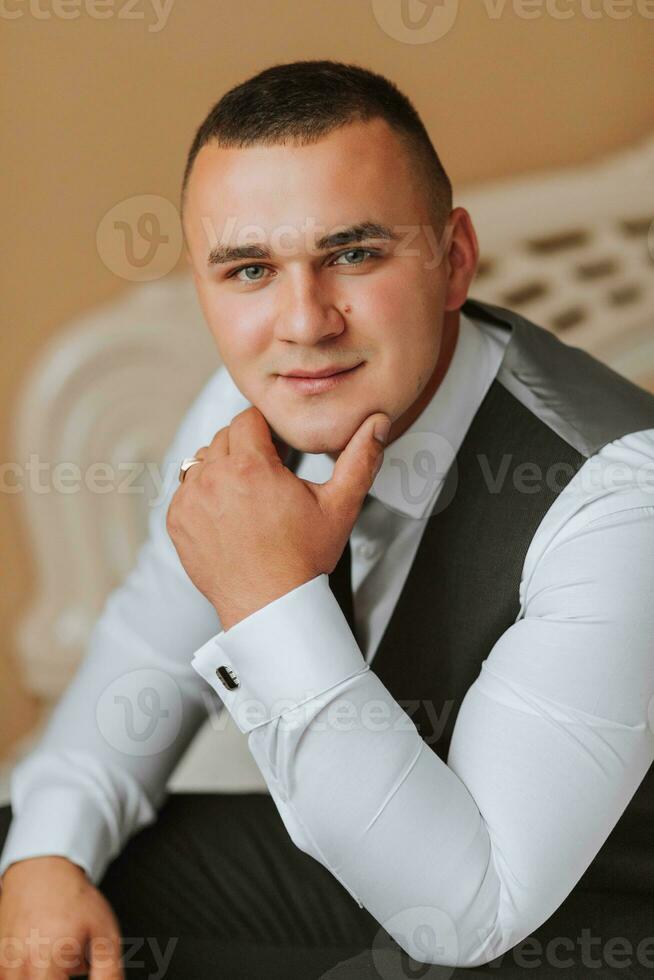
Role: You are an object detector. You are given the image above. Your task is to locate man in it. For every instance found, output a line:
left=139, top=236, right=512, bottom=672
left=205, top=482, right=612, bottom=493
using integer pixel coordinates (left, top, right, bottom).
left=1, top=59, right=653, bottom=979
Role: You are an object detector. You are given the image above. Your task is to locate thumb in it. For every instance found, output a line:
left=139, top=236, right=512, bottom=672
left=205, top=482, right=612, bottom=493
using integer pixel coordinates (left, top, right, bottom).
left=322, top=413, right=391, bottom=519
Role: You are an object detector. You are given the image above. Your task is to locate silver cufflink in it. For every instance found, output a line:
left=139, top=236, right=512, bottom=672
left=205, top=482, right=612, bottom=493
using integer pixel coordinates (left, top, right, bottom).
left=215, top=665, right=239, bottom=690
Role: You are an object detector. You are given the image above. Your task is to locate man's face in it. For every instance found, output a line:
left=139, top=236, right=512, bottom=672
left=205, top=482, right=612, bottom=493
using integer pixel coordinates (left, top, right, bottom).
left=183, top=117, right=474, bottom=456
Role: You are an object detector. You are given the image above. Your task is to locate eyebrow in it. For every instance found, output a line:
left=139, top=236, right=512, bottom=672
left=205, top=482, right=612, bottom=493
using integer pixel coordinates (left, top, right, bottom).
left=206, top=221, right=400, bottom=267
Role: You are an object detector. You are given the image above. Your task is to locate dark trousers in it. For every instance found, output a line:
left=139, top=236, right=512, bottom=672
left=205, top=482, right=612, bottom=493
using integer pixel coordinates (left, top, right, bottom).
left=2, top=792, right=654, bottom=979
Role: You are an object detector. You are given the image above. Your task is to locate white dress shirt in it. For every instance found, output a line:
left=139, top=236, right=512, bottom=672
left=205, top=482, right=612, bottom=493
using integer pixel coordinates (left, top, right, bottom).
left=2, top=312, right=654, bottom=969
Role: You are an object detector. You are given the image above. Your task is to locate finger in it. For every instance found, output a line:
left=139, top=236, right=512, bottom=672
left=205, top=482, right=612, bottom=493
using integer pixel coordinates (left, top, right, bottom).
left=227, top=406, right=279, bottom=461
left=183, top=433, right=228, bottom=484
left=321, top=413, right=388, bottom=522
left=206, top=426, right=230, bottom=458
left=87, top=928, right=124, bottom=980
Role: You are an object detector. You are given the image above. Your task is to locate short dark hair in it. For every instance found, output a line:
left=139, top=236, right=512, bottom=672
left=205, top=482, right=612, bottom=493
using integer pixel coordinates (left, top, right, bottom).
left=180, top=59, right=452, bottom=235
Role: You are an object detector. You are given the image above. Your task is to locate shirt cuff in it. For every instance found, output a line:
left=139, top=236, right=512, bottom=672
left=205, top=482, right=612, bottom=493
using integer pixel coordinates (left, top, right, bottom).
left=190, top=572, right=369, bottom=733
left=0, top=787, right=115, bottom=889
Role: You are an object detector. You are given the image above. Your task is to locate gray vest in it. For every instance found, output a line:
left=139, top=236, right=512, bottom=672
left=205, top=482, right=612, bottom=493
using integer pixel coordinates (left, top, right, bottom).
left=287, top=296, right=654, bottom=895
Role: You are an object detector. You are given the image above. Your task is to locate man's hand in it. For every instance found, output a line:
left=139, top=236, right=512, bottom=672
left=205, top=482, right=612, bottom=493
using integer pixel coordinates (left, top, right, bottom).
left=166, top=406, right=390, bottom=630
left=0, top=856, right=124, bottom=978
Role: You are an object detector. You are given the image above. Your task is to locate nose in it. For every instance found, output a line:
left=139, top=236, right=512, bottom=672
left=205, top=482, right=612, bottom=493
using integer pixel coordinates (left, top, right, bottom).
left=274, top=271, right=346, bottom=345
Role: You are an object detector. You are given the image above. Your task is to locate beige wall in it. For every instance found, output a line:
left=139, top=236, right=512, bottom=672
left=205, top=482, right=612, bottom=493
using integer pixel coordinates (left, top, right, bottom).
left=1, top=1, right=653, bottom=754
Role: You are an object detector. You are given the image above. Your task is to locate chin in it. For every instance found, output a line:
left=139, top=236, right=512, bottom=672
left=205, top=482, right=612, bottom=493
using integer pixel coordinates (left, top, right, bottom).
left=287, top=434, right=345, bottom=456
left=271, top=420, right=350, bottom=457
left=268, top=393, right=385, bottom=456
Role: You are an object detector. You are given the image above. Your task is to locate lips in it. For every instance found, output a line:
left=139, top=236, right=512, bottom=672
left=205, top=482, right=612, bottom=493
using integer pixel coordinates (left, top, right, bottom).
left=278, top=362, right=364, bottom=394
left=281, top=364, right=361, bottom=379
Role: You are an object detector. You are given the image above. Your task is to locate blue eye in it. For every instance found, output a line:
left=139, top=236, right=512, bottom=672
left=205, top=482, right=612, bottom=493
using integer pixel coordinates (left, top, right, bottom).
left=230, top=265, right=266, bottom=283
left=227, top=247, right=379, bottom=283
left=331, top=248, right=375, bottom=266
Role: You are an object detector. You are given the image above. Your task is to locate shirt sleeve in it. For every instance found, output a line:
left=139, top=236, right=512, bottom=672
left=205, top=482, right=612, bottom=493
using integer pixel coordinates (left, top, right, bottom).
left=189, top=430, right=654, bottom=968
left=0, top=367, right=237, bottom=889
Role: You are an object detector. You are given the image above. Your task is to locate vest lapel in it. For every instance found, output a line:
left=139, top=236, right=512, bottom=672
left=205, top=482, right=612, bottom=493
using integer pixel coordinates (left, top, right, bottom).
left=327, top=539, right=358, bottom=641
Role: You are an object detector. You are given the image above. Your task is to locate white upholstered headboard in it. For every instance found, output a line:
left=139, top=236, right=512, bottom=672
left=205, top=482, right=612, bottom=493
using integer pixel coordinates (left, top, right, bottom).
left=456, top=131, right=654, bottom=373
left=13, top=279, right=218, bottom=699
